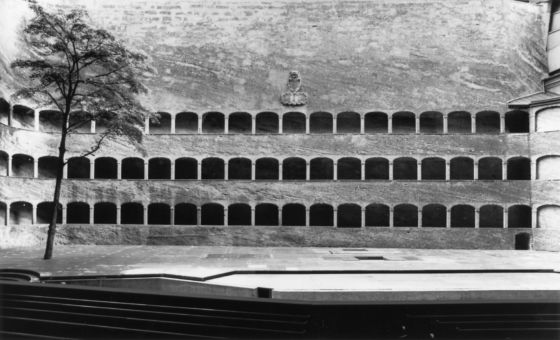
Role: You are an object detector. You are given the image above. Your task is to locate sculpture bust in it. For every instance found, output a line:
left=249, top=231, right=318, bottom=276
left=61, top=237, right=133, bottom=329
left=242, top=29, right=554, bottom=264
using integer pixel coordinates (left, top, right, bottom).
left=280, top=71, right=308, bottom=106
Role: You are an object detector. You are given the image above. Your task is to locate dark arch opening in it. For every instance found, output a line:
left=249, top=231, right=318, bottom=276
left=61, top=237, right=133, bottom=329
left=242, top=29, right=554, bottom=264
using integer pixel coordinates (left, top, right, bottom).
left=476, top=111, right=500, bottom=133
left=148, top=203, right=171, bottom=224
left=366, top=204, right=389, bottom=227
left=337, top=157, right=361, bottom=180
left=421, top=157, right=445, bottom=180
left=256, top=158, right=279, bottom=180
left=508, top=205, right=531, bottom=228
left=514, top=233, right=531, bottom=250
left=450, top=157, right=474, bottom=180
left=337, top=204, right=361, bottom=228
left=393, top=157, right=417, bottom=180
left=310, top=112, right=333, bottom=133
left=422, top=204, right=446, bottom=227
left=0, top=98, right=9, bottom=125
left=94, top=202, right=116, bottom=224
left=256, top=112, right=279, bottom=133
left=505, top=110, right=529, bottom=133
left=364, top=112, right=388, bottom=133
left=283, top=157, right=306, bottom=180
left=478, top=157, right=502, bottom=180
left=228, top=203, right=251, bottom=225
left=255, top=203, right=278, bottom=226
left=12, top=105, right=34, bottom=129
left=202, top=112, right=225, bottom=133
left=420, top=111, right=443, bottom=133
left=36, top=202, right=62, bottom=224
left=148, top=158, right=171, bottom=179
left=12, top=154, right=34, bottom=177
left=392, top=111, right=415, bottom=133
left=39, top=110, right=63, bottom=133
left=67, top=202, right=89, bottom=224
left=94, top=157, right=117, bottom=179
left=149, top=112, right=171, bottom=134
left=229, top=112, right=252, bottom=133
left=175, top=157, right=197, bottom=180
left=310, top=158, right=333, bottom=180
left=365, top=158, right=389, bottom=180
left=310, top=204, right=333, bottom=226
left=282, top=112, right=305, bottom=133
left=175, top=203, right=197, bottom=225
left=67, top=157, right=90, bottom=179
left=228, top=158, right=251, bottom=180
left=121, top=202, right=143, bottom=224
left=507, top=157, right=530, bottom=180
left=201, top=203, right=224, bottom=225
left=202, top=158, right=225, bottom=180
left=282, top=204, right=305, bottom=226
left=451, top=205, right=475, bottom=228
left=337, top=112, right=360, bottom=133
left=480, top=205, right=503, bottom=228
left=10, top=201, right=33, bottom=225
left=122, top=157, right=144, bottom=179
left=175, top=112, right=198, bottom=133
left=38, top=156, right=58, bottom=178
left=448, top=111, right=471, bottom=133
left=69, top=110, right=93, bottom=133
left=0, top=202, right=5, bottom=225
left=0, top=151, right=8, bottom=176
left=394, top=204, right=418, bottom=227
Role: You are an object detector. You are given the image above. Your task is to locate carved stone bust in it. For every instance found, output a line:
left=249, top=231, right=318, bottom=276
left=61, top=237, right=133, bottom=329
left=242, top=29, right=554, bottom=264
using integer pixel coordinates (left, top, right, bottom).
left=280, top=71, right=308, bottom=106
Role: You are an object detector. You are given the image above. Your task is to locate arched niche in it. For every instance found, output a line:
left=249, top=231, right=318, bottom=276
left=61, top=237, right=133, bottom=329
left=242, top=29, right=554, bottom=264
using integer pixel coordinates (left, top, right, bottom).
left=202, top=112, right=225, bottom=133
left=122, top=157, right=144, bottom=179
left=479, top=205, right=503, bottom=228
left=537, top=156, right=560, bottom=180
left=505, top=110, right=529, bottom=133
left=149, top=112, right=172, bottom=134
left=39, top=110, right=63, bottom=133
left=282, top=203, right=305, bottom=226
left=0, top=202, right=6, bottom=225
left=364, top=112, right=388, bottom=133
left=508, top=205, right=531, bottom=228
left=392, top=111, right=415, bottom=133
left=229, top=112, right=252, bottom=134
left=94, top=157, right=117, bottom=179
left=10, top=201, right=33, bottom=225
left=175, top=203, right=197, bottom=225
left=67, top=202, right=89, bottom=224
left=36, top=202, right=62, bottom=224
left=394, top=204, right=418, bottom=227
left=0, top=98, right=9, bottom=125
left=256, top=112, right=279, bottom=133
left=476, top=111, right=500, bottom=133
left=393, top=157, right=417, bottom=180
left=537, top=205, right=560, bottom=229
left=282, top=112, right=305, bottom=133
left=451, top=205, right=475, bottom=228
left=365, top=158, right=389, bottom=180
left=310, top=203, right=333, bottom=226
left=536, top=107, right=560, bottom=132
left=38, top=156, right=58, bottom=178
left=419, top=111, right=443, bottom=133
left=201, top=158, right=224, bottom=180
left=176, top=112, right=198, bottom=133
left=148, top=157, right=171, bottom=179
left=12, top=105, right=34, bottom=129
left=283, top=157, right=306, bottom=180
left=228, top=203, right=251, bottom=225
left=121, top=202, right=144, bottom=224
left=507, top=157, right=530, bottom=180
left=255, top=203, right=278, bottom=226
left=337, top=157, right=361, bottom=180
left=148, top=203, right=171, bottom=224
left=228, top=158, right=251, bottom=180
left=450, top=157, right=473, bottom=180
left=365, top=203, right=389, bottom=227
left=422, top=204, right=446, bottom=227
left=337, top=204, right=361, bottom=228
left=448, top=111, right=471, bottom=133
left=478, top=157, right=502, bottom=180
left=255, top=158, right=279, bottom=180
left=67, top=157, right=90, bottom=179
left=94, top=202, right=116, bottom=224
left=0, top=151, right=8, bottom=176
left=201, top=203, right=224, bottom=225
left=175, top=157, right=198, bottom=180
left=421, top=157, right=445, bottom=180
left=310, top=112, right=333, bottom=133
left=310, top=158, right=333, bottom=180
left=11, top=154, right=34, bottom=177
left=336, top=112, right=360, bottom=133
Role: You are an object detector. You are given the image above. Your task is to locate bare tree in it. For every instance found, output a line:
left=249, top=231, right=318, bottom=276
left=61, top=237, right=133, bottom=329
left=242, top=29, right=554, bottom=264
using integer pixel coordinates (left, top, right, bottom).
left=11, top=1, right=151, bottom=259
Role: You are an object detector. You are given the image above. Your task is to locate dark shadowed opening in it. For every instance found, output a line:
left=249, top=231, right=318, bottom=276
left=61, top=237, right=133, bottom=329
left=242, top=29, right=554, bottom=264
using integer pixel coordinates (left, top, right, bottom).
left=478, top=157, right=502, bottom=180
left=480, top=205, right=503, bottom=228
left=310, top=112, right=333, bottom=133
left=148, top=158, right=171, bottom=179
left=229, top=112, right=252, bottom=133
left=68, top=111, right=94, bottom=133
left=38, top=156, right=58, bottom=178
left=282, top=112, right=305, bottom=133
left=175, top=112, right=198, bottom=133
left=0, top=98, right=9, bottom=125
left=228, top=158, right=251, bottom=180
left=364, top=112, right=388, bottom=133
left=310, top=204, right=333, bottom=226
left=507, top=157, right=530, bottom=180
left=175, top=157, right=197, bottom=179
left=422, top=204, right=446, bottom=227
left=12, top=105, right=34, bottom=129
left=201, top=203, right=224, bottom=225
left=11, top=154, right=34, bottom=177
left=121, top=202, right=143, bottom=224
left=366, top=204, right=389, bottom=227
left=505, top=110, right=529, bottom=133
left=202, top=112, right=225, bottom=133
left=39, top=110, right=63, bottom=133
left=476, top=111, right=500, bottom=133
left=256, top=158, right=279, bottom=180
left=122, top=157, right=144, bottom=179
left=337, top=112, right=360, bottom=133
left=448, top=111, right=471, bottom=133
left=337, top=204, right=361, bottom=228
left=282, top=203, right=305, bottom=226
left=420, top=111, right=443, bottom=133
left=36, top=202, right=62, bottom=224
left=10, top=201, right=33, bottom=225
left=0, top=202, right=5, bottom=225
left=175, top=203, right=197, bottom=225
left=450, top=157, right=473, bottom=180
left=508, top=205, right=531, bottom=228
left=256, top=112, right=278, bottom=133
left=67, top=202, right=89, bottom=224
left=394, top=204, right=418, bottom=227
left=0, top=151, right=8, bottom=176
left=94, top=157, right=117, bottom=179
left=393, top=157, right=417, bottom=180
left=228, top=203, right=251, bottom=225
left=255, top=203, right=278, bottom=226
left=148, top=203, right=171, bottom=224
left=451, top=205, right=475, bottom=228
left=201, top=158, right=224, bottom=179
left=67, top=157, right=90, bottom=179
left=392, top=111, right=415, bottom=133
left=283, top=157, right=306, bottom=180
left=337, top=157, right=361, bottom=180
left=421, top=157, right=445, bottom=180
left=310, top=158, right=333, bottom=180
left=150, top=112, right=171, bottom=134
left=515, top=232, right=531, bottom=250
left=365, top=158, right=389, bottom=180
left=94, top=202, right=116, bottom=224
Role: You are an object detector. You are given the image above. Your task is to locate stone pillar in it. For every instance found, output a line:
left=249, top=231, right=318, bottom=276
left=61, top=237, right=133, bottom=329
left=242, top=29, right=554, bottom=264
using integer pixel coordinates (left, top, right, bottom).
left=361, top=207, right=366, bottom=228
left=446, top=208, right=451, bottom=228
left=529, top=112, right=536, bottom=133
left=415, top=116, right=420, bottom=134
left=445, top=161, right=450, bottom=180
left=224, top=161, right=229, bottom=180
left=144, top=117, right=150, bottom=134
left=531, top=160, right=537, bottom=180
left=417, top=160, right=422, bottom=181
left=90, top=120, right=96, bottom=133
left=500, top=114, right=505, bottom=133
left=389, top=208, right=394, bottom=227
left=170, top=116, right=176, bottom=134
left=90, top=160, right=95, bottom=179
left=117, top=161, right=122, bottom=180
left=306, top=161, right=310, bottom=181
left=360, top=116, right=365, bottom=134
left=278, top=117, right=283, bottom=134
left=8, top=105, right=13, bottom=127
left=224, top=207, right=228, bottom=226
left=532, top=207, right=537, bottom=228
left=198, top=116, right=202, bottom=134
left=34, top=111, right=39, bottom=131
left=61, top=206, right=67, bottom=225
left=251, top=161, right=256, bottom=180
left=388, top=117, right=393, bottom=134
left=63, top=163, right=68, bottom=179
left=305, top=208, right=310, bottom=227
left=473, top=161, right=478, bottom=180
left=197, top=160, right=202, bottom=180
left=443, top=114, right=448, bottom=134
left=305, top=115, right=310, bottom=134
left=278, top=161, right=283, bottom=181
left=7, top=156, right=11, bottom=177
left=5, top=204, right=9, bottom=226
left=471, top=115, right=476, bottom=134
left=170, top=161, right=175, bottom=180
left=278, top=207, right=283, bottom=226
left=388, top=161, right=393, bottom=180
left=143, top=207, right=148, bottom=225
left=33, top=159, right=38, bottom=178
left=361, top=161, right=365, bottom=181
left=333, top=116, right=337, bottom=134
left=116, top=206, right=121, bottom=224
left=502, top=161, right=508, bottom=180
left=251, top=116, right=256, bottom=134
left=503, top=206, right=508, bottom=228
left=224, top=117, right=229, bottom=134
left=144, top=162, right=149, bottom=180
left=474, top=208, right=480, bottom=228
left=170, top=207, right=175, bottom=225
left=250, top=207, right=255, bottom=226
left=31, top=204, right=37, bottom=224
left=90, top=206, right=95, bottom=225
left=333, top=162, right=338, bottom=180
left=197, top=207, right=202, bottom=225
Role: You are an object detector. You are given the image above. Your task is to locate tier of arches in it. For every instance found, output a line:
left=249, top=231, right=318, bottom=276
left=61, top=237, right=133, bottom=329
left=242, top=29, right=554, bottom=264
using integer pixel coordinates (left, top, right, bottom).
left=2, top=151, right=556, bottom=180
left=2, top=201, right=555, bottom=229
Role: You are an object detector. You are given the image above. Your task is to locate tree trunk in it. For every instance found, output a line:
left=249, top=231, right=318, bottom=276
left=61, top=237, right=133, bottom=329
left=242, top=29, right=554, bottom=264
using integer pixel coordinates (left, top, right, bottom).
left=43, top=120, right=68, bottom=260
